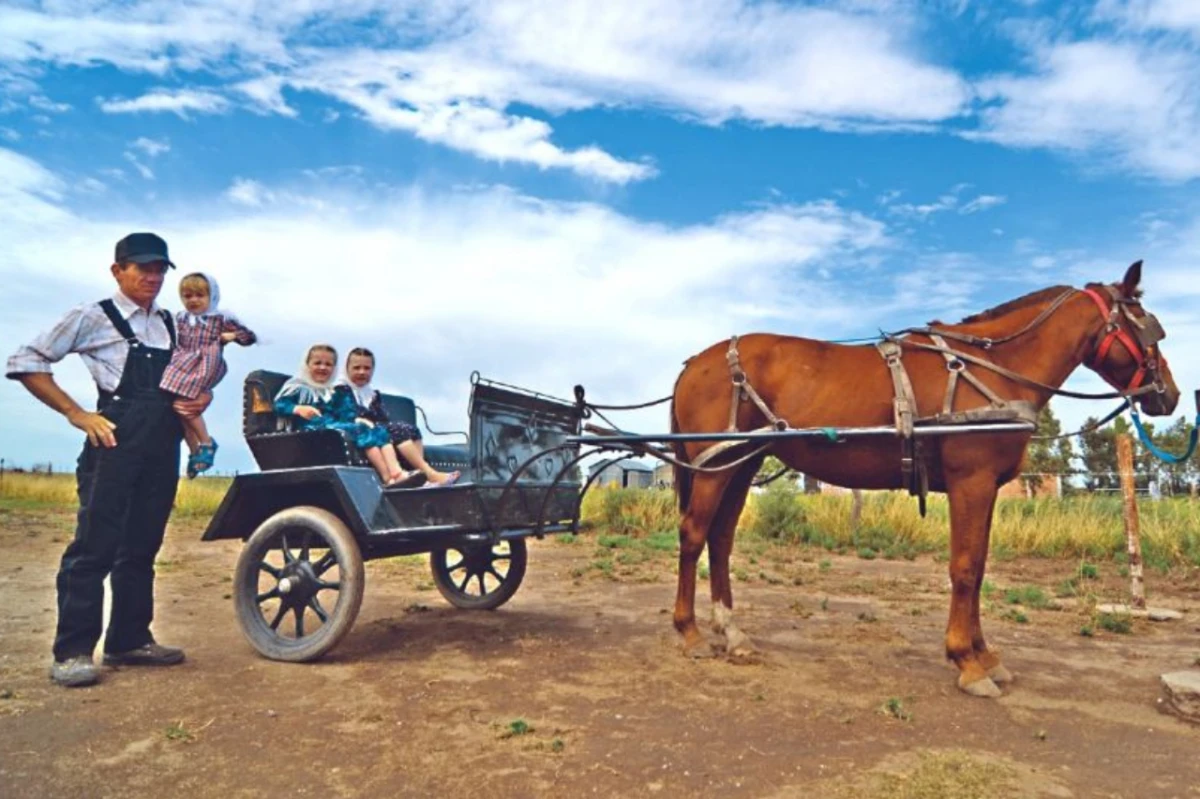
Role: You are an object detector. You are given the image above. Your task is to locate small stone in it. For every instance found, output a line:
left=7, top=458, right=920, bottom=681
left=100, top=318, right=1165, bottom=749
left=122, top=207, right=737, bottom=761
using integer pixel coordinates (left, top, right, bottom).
left=266, top=709, right=278, bottom=718
left=1148, top=608, right=1184, bottom=622
left=1161, top=671, right=1200, bottom=724
left=0, top=688, right=13, bottom=700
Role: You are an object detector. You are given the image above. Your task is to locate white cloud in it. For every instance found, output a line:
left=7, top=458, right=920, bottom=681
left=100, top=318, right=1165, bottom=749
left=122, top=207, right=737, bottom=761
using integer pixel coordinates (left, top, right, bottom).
left=130, top=136, right=169, bottom=157
left=28, top=94, right=70, bottom=112
left=122, top=150, right=154, bottom=180
left=959, top=194, right=1006, bottom=213
left=99, top=88, right=229, bottom=117
left=1095, top=0, right=1200, bottom=37
left=0, top=1, right=970, bottom=182
left=225, top=177, right=273, bottom=207
left=0, top=126, right=18, bottom=141
left=0, top=151, right=908, bottom=470
left=972, top=38, right=1200, bottom=180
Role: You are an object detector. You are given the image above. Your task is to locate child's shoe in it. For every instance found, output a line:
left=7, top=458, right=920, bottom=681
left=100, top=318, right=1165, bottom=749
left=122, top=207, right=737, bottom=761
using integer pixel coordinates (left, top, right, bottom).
left=185, top=452, right=201, bottom=479
left=194, top=439, right=219, bottom=475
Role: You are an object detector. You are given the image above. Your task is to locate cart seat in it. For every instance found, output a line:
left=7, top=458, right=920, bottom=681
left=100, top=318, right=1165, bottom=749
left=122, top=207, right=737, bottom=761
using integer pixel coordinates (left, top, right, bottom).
left=242, top=370, right=471, bottom=473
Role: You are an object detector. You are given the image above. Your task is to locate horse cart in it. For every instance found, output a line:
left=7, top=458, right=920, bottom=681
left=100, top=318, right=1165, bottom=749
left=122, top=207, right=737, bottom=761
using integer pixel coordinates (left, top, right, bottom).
left=202, top=372, right=585, bottom=661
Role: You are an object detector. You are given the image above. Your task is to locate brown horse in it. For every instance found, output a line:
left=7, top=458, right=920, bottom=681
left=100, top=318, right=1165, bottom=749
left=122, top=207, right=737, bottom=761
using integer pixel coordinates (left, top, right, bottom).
left=669, top=262, right=1180, bottom=697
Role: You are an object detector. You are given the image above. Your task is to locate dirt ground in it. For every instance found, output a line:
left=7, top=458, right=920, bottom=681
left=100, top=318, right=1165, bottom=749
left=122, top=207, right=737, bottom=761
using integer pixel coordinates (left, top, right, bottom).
left=2, top=503, right=1200, bottom=799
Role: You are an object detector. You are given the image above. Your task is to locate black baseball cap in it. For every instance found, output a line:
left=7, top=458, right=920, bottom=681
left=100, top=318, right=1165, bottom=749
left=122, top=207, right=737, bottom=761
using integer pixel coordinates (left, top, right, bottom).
left=114, top=232, right=175, bottom=269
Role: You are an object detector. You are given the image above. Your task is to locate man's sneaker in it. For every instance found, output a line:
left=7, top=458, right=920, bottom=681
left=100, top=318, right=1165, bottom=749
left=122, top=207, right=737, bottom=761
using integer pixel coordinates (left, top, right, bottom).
left=102, top=643, right=185, bottom=667
left=50, top=656, right=100, bottom=687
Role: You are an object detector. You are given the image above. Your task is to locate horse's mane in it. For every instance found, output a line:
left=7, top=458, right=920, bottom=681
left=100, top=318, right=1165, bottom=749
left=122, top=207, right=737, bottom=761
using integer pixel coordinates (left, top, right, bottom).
left=954, top=285, right=1073, bottom=325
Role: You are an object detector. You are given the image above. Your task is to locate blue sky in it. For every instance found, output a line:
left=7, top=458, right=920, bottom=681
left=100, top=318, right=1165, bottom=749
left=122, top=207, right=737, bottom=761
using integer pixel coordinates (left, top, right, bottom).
left=1, top=0, right=1198, bottom=475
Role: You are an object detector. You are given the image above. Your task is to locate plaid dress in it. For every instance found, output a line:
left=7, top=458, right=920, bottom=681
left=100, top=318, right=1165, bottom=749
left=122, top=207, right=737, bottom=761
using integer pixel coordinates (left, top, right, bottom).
left=159, top=313, right=256, bottom=399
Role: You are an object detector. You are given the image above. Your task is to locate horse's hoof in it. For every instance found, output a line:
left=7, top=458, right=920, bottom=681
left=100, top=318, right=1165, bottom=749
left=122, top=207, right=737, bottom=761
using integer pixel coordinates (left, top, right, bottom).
left=987, top=664, right=1015, bottom=685
left=682, top=640, right=715, bottom=659
left=958, top=675, right=1002, bottom=698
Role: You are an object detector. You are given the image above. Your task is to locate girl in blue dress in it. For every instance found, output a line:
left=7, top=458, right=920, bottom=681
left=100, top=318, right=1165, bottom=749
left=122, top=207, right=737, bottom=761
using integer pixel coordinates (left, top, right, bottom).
left=274, top=344, right=412, bottom=486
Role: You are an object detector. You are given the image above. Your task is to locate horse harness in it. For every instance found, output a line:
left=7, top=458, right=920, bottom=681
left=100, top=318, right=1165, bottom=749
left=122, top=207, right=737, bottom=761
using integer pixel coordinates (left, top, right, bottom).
left=695, top=286, right=1168, bottom=513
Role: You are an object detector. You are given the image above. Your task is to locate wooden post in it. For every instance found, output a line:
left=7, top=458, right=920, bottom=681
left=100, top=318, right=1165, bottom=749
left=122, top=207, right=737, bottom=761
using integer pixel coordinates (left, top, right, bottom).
left=850, top=489, right=863, bottom=530
left=1116, top=434, right=1146, bottom=610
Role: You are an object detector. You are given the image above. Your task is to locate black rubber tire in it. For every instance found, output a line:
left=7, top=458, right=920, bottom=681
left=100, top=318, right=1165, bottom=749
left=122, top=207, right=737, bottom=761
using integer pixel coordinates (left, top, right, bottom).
left=430, top=538, right=528, bottom=610
left=233, top=506, right=364, bottom=662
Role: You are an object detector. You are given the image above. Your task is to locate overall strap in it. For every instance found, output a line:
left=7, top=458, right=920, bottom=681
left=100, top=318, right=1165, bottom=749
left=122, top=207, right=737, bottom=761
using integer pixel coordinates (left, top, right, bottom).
left=98, top=299, right=139, bottom=345
left=159, top=309, right=176, bottom=348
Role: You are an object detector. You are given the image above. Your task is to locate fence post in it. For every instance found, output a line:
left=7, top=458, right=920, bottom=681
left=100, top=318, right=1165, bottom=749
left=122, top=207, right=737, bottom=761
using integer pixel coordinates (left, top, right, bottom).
left=850, top=489, right=863, bottom=530
left=1116, top=434, right=1146, bottom=610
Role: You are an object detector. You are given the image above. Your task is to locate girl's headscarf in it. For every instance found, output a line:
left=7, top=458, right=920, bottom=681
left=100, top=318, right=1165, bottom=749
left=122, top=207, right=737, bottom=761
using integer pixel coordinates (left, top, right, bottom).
left=337, top=351, right=377, bottom=410
left=182, top=272, right=248, bottom=328
left=276, top=345, right=337, bottom=405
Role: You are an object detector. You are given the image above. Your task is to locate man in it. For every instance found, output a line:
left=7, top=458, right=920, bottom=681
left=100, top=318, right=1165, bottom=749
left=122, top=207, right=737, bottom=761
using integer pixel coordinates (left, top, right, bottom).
left=6, top=233, right=211, bottom=687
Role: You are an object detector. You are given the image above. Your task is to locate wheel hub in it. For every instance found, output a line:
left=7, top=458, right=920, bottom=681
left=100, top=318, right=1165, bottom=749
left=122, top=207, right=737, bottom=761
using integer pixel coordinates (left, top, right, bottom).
left=277, top=561, right=319, bottom=606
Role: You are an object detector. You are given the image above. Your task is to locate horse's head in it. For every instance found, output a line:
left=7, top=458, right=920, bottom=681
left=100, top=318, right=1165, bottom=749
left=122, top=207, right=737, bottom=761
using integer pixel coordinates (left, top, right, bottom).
left=1083, top=260, right=1180, bottom=416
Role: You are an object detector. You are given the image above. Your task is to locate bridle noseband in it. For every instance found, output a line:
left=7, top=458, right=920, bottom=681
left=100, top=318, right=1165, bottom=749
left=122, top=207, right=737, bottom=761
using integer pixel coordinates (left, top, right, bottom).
left=1080, top=286, right=1168, bottom=396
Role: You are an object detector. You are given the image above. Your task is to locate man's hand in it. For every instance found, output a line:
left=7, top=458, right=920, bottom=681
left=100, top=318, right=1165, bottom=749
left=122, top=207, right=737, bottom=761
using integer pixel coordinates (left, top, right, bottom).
left=67, top=408, right=117, bottom=448
left=294, top=405, right=322, bottom=420
left=173, top=391, right=213, bottom=419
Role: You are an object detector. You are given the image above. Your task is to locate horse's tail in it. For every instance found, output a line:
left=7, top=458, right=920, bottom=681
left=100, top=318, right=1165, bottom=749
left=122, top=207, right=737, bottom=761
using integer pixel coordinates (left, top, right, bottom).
left=670, top=371, right=693, bottom=515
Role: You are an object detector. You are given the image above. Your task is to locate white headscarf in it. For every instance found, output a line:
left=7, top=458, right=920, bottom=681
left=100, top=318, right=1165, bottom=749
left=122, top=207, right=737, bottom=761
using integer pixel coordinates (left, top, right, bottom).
left=180, top=272, right=221, bottom=326
left=276, top=345, right=338, bottom=405
left=337, top=351, right=377, bottom=410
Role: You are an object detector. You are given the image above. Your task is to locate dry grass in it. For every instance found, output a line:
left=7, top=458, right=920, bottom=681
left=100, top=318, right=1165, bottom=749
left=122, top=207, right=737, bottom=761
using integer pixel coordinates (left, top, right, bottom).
left=830, top=750, right=1017, bottom=799
left=580, top=484, right=1200, bottom=567
left=0, top=472, right=230, bottom=518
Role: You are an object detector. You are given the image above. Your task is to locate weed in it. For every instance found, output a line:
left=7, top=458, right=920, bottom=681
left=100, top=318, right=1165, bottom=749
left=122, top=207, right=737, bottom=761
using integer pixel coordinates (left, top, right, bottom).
left=819, top=559, right=832, bottom=573
left=857, top=547, right=877, bottom=560
left=857, top=611, right=878, bottom=623
left=1097, top=612, right=1132, bottom=634
left=1078, top=562, right=1099, bottom=580
left=550, top=738, right=565, bottom=753
left=557, top=534, right=578, bottom=545
left=820, top=597, right=829, bottom=611
left=165, top=721, right=195, bottom=743
left=500, top=719, right=533, bottom=739
left=880, top=697, right=912, bottom=722
left=1079, top=625, right=1094, bottom=637
left=1003, top=585, right=1051, bottom=609
left=1002, top=609, right=1029, bottom=624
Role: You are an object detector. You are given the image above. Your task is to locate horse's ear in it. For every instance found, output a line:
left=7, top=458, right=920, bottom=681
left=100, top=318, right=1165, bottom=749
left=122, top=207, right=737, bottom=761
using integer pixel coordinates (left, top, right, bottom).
left=1120, top=260, right=1143, bottom=298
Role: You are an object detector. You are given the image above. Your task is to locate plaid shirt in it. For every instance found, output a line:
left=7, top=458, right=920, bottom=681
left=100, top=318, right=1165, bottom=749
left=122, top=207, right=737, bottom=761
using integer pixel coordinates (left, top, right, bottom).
left=5, top=292, right=172, bottom=393
left=159, top=313, right=256, bottom=399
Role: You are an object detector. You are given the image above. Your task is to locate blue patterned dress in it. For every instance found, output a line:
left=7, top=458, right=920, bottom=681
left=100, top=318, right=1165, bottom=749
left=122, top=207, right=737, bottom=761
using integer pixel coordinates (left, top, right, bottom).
left=274, top=385, right=390, bottom=450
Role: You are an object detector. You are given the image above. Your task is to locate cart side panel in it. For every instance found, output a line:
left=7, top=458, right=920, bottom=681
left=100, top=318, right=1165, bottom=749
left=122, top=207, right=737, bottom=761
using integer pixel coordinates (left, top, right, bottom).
left=201, top=467, right=392, bottom=541
left=468, top=382, right=583, bottom=485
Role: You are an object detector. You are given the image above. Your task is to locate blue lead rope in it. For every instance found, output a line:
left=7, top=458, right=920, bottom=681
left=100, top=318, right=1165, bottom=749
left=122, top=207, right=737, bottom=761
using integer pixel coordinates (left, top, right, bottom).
left=1130, top=406, right=1200, bottom=464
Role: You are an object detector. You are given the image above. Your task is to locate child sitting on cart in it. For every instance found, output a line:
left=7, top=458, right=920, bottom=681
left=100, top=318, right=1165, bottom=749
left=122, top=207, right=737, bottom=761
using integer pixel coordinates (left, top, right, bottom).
left=274, top=344, right=418, bottom=487
left=338, top=346, right=460, bottom=486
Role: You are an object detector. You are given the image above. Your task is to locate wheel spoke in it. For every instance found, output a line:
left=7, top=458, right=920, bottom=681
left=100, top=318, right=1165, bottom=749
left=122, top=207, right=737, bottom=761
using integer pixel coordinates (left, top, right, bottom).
left=485, top=565, right=505, bottom=585
left=476, top=572, right=487, bottom=596
left=313, top=551, right=337, bottom=576
left=256, top=588, right=280, bottom=603
left=300, top=530, right=312, bottom=563
left=308, top=597, right=329, bottom=623
left=259, top=562, right=281, bottom=578
left=317, top=580, right=341, bottom=591
left=268, top=604, right=286, bottom=630
left=456, top=571, right=473, bottom=592
left=294, top=606, right=305, bottom=638
left=492, top=554, right=511, bottom=562
left=280, top=533, right=296, bottom=564
left=445, top=557, right=465, bottom=573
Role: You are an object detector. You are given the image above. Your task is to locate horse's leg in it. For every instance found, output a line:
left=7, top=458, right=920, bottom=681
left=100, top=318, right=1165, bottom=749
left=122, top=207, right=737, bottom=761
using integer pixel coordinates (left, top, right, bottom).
left=707, top=461, right=758, bottom=658
left=969, top=489, right=1013, bottom=685
left=945, top=472, right=1004, bottom=698
left=673, top=471, right=731, bottom=657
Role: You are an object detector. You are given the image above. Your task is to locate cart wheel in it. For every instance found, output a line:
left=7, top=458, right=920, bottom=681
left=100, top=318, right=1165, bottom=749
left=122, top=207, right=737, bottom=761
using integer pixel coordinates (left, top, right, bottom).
left=430, top=538, right=527, bottom=610
left=233, top=506, right=364, bottom=662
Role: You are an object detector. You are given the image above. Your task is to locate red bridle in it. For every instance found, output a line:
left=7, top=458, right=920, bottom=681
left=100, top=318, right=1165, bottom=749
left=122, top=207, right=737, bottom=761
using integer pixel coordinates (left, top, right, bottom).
left=1080, top=288, right=1165, bottom=395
